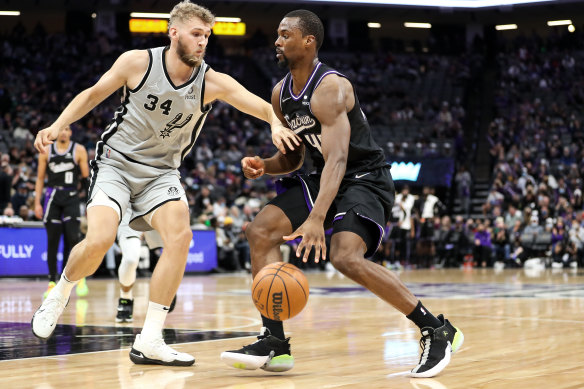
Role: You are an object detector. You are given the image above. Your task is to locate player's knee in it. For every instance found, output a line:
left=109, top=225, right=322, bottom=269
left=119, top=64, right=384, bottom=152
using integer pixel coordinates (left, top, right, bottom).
left=329, top=246, right=363, bottom=276
left=85, top=235, right=115, bottom=257
left=164, top=227, right=193, bottom=252
left=245, top=220, right=282, bottom=248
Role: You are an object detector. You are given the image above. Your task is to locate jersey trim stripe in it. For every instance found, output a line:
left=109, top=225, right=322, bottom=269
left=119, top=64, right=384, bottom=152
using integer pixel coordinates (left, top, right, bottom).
left=130, top=197, right=182, bottom=226
left=42, top=189, right=57, bottom=223
left=161, top=46, right=201, bottom=90
left=102, top=88, right=131, bottom=145
left=279, top=73, right=289, bottom=113
left=200, top=74, right=212, bottom=114
left=309, top=71, right=344, bottom=116
left=289, top=62, right=321, bottom=100
left=87, top=143, right=102, bottom=202
left=128, top=49, right=153, bottom=94
left=180, top=110, right=210, bottom=162
left=51, top=141, right=74, bottom=157
left=105, top=143, right=167, bottom=169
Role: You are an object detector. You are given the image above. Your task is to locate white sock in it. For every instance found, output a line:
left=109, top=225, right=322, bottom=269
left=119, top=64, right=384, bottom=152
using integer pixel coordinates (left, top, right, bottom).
left=52, top=273, right=78, bottom=300
left=140, top=301, right=169, bottom=340
left=120, top=288, right=133, bottom=300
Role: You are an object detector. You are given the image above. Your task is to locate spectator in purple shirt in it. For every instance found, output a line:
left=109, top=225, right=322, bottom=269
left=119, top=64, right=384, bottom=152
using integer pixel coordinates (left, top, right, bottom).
left=474, top=220, right=493, bottom=268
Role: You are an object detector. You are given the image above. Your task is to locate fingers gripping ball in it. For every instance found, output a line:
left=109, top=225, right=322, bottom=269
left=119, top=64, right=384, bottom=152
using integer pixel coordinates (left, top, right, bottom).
left=252, top=262, right=309, bottom=321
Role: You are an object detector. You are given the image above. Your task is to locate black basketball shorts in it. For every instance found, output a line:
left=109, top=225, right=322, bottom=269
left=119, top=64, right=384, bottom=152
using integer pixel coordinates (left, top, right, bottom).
left=43, top=188, right=81, bottom=225
left=268, top=166, right=395, bottom=257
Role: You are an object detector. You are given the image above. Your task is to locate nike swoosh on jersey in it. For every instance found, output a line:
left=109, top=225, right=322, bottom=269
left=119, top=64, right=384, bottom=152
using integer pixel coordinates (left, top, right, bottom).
left=355, top=172, right=371, bottom=179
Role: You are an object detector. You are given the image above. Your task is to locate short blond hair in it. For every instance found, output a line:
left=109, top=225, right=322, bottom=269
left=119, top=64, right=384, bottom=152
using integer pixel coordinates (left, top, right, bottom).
left=169, top=1, right=215, bottom=30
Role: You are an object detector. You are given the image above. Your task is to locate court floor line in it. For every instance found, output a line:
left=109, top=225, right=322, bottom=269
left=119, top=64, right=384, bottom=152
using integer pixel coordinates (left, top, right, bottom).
left=453, top=314, right=584, bottom=324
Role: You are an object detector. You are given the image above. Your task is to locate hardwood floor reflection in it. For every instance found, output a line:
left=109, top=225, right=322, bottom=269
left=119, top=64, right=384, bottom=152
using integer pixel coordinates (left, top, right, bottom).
left=1, top=267, right=583, bottom=388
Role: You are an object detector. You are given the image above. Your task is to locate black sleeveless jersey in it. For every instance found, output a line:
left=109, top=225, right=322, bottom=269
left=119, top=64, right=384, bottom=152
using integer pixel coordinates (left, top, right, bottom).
left=47, top=142, right=79, bottom=188
left=279, top=62, right=388, bottom=177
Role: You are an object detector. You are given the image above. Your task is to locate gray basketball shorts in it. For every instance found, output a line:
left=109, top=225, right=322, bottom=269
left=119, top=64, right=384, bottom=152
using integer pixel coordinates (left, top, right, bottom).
left=87, top=144, right=186, bottom=232
left=117, top=209, right=141, bottom=241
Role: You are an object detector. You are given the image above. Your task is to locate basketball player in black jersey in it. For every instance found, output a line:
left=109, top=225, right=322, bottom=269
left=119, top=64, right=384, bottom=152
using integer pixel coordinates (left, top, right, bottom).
left=222, top=10, right=463, bottom=378
left=34, top=125, right=90, bottom=298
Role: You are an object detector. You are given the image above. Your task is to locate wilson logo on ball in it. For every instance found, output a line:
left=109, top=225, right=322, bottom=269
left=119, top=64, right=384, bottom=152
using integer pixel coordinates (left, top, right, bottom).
left=272, top=292, right=283, bottom=321
left=251, top=262, right=309, bottom=321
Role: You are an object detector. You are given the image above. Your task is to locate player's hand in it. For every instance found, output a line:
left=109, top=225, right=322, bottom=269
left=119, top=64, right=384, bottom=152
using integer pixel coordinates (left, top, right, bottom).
left=34, top=126, right=60, bottom=154
left=34, top=204, right=43, bottom=220
left=241, top=156, right=265, bottom=179
left=283, top=217, right=326, bottom=263
left=271, top=123, right=301, bottom=154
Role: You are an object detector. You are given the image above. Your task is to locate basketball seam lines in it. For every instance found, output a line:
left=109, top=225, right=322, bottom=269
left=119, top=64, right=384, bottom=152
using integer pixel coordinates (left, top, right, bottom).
left=265, top=263, right=286, bottom=318
left=275, top=266, right=308, bottom=300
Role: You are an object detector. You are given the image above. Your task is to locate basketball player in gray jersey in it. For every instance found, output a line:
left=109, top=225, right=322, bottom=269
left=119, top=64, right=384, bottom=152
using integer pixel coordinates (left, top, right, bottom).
left=32, top=0, right=299, bottom=366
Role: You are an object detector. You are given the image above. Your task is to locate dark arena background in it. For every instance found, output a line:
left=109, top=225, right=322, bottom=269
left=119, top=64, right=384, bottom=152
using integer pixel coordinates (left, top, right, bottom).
left=1, top=0, right=583, bottom=387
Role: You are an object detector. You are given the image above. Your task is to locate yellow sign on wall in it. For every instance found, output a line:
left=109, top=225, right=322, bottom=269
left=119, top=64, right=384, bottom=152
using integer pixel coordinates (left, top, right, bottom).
left=130, top=18, right=168, bottom=33
left=213, top=22, right=246, bottom=36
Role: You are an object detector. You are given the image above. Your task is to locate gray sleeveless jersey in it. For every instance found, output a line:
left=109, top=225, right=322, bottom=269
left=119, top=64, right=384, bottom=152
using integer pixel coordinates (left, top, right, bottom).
left=100, top=46, right=211, bottom=170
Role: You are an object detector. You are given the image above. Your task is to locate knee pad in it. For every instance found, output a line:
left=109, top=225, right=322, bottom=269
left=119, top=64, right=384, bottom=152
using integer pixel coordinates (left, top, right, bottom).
left=118, top=237, right=142, bottom=286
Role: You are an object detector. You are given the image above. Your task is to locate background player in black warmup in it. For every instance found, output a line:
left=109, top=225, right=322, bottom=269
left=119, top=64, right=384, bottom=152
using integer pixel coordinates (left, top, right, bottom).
left=34, top=125, right=90, bottom=298
left=222, top=10, right=464, bottom=378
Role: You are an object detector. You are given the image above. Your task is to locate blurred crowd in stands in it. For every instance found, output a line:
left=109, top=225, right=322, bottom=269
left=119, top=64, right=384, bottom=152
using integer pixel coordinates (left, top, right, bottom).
left=1, top=24, right=583, bottom=272
left=482, top=34, right=584, bottom=270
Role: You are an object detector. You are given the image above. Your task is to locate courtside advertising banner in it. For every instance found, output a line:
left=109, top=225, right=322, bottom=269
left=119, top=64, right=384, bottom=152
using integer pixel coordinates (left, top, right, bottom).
left=0, top=227, right=217, bottom=276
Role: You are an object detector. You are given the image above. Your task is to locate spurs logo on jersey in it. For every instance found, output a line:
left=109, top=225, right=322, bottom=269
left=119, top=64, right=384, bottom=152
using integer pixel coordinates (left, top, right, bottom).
left=160, top=113, right=194, bottom=139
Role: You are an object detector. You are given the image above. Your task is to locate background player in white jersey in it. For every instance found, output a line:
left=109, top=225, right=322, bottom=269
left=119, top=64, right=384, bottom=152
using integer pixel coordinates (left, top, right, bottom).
left=34, top=125, right=90, bottom=299
left=32, top=0, right=299, bottom=367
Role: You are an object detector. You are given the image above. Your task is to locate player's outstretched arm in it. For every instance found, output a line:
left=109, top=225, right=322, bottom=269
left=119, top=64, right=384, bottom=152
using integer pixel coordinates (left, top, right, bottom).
left=204, top=69, right=301, bottom=154
left=34, top=50, right=149, bottom=153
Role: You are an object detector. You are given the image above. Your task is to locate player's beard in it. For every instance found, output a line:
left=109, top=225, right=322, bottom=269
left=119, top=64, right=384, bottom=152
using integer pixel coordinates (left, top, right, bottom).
left=277, top=53, right=289, bottom=69
left=177, top=36, right=203, bottom=67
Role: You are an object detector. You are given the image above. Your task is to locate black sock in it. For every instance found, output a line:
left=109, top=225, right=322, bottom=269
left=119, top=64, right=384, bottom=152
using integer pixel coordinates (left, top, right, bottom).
left=406, top=301, right=443, bottom=329
left=261, top=315, right=285, bottom=340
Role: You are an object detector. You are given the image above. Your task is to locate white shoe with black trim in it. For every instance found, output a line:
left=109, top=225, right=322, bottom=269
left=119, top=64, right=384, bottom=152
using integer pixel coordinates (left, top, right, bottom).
left=129, top=334, right=195, bottom=366
left=31, top=289, right=68, bottom=339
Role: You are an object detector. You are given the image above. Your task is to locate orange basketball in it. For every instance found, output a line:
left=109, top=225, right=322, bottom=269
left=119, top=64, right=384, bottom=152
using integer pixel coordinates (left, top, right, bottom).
left=252, top=262, right=309, bottom=321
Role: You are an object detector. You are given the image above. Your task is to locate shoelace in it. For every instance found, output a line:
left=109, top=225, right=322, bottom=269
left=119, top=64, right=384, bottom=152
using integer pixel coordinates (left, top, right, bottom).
left=240, top=333, right=268, bottom=351
left=418, top=330, right=434, bottom=362
left=39, top=298, right=66, bottom=320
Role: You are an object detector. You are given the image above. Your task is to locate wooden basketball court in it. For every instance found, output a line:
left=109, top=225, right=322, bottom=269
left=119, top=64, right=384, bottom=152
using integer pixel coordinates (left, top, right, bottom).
left=1, top=267, right=583, bottom=388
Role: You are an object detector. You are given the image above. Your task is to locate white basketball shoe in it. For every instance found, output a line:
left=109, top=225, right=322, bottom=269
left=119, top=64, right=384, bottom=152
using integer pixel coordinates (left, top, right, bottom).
left=31, top=288, right=69, bottom=339
left=129, top=334, right=195, bottom=366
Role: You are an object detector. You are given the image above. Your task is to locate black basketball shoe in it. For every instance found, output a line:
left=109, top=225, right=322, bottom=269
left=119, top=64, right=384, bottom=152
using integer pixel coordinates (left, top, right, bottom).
left=116, top=298, right=133, bottom=323
left=220, top=327, right=294, bottom=372
left=410, top=314, right=464, bottom=378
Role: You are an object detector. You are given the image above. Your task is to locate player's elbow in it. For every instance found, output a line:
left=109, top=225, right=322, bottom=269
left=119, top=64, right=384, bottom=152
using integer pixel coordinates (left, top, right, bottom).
left=329, top=152, right=347, bottom=169
left=81, top=87, right=102, bottom=107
